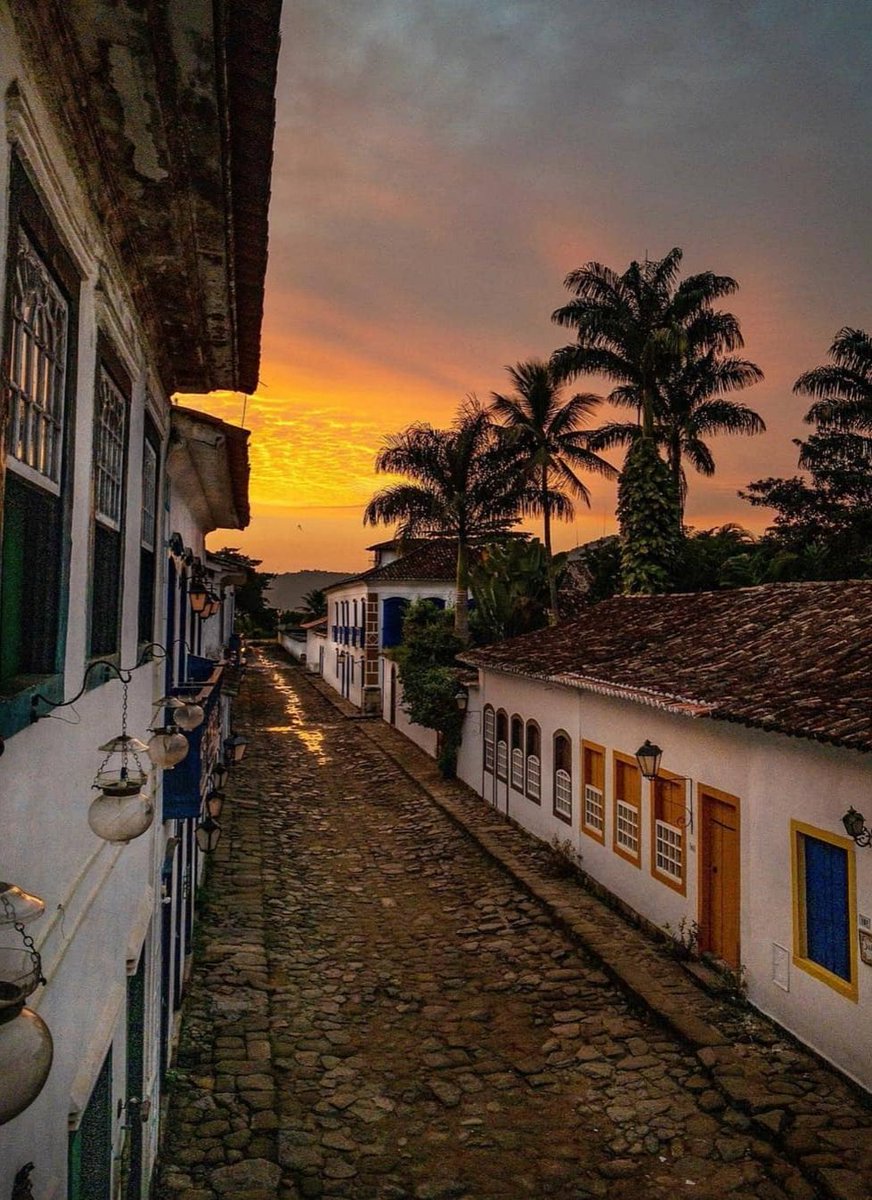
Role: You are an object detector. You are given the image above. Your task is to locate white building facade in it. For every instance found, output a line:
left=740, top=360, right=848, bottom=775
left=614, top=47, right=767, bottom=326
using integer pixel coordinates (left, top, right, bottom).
left=0, top=3, right=279, bottom=1196
left=321, top=540, right=458, bottom=714
left=456, top=582, right=872, bottom=1095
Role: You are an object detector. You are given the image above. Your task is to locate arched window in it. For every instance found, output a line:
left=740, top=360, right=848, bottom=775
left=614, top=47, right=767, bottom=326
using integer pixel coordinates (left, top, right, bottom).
left=510, top=716, right=524, bottom=790
left=496, top=710, right=508, bottom=780
left=423, top=595, right=446, bottom=610
left=553, top=732, right=572, bottom=824
left=525, top=722, right=541, bottom=802
left=483, top=705, right=495, bottom=772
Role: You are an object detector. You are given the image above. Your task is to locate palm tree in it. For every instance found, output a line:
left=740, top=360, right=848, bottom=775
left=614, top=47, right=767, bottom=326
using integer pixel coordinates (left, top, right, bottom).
left=795, top=327, right=872, bottom=447
left=585, top=350, right=764, bottom=520
left=551, top=248, right=761, bottom=591
left=363, top=399, right=531, bottom=642
left=488, top=359, right=616, bottom=619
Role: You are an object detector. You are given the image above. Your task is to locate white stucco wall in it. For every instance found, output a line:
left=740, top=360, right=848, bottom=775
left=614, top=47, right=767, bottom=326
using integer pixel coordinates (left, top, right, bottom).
left=278, top=630, right=307, bottom=662
left=0, top=19, right=236, bottom=1193
left=456, top=667, right=872, bottom=1093
left=321, top=580, right=456, bottom=711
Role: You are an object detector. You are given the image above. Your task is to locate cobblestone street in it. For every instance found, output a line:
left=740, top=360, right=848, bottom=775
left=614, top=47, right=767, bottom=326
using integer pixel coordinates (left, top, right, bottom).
left=157, top=650, right=871, bottom=1200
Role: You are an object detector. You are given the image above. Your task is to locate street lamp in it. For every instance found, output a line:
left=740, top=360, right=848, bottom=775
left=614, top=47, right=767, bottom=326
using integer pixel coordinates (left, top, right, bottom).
left=206, top=788, right=224, bottom=820
left=224, top=734, right=248, bottom=765
left=195, top=816, right=222, bottom=854
left=634, top=740, right=663, bottom=780
left=842, top=808, right=872, bottom=847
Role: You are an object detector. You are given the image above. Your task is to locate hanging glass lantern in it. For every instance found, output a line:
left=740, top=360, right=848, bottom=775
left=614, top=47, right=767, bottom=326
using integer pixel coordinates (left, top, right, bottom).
left=173, top=700, right=204, bottom=732
left=146, top=727, right=189, bottom=769
left=88, top=690, right=153, bottom=843
left=195, top=816, right=222, bottom=854
left=0, top=883, right=45, bottom=927
left=0, top=1006, right=53, bottom=1125
left=211, top=762, right=229, bottom=790
left=0, top=882, right=51, bottom=1125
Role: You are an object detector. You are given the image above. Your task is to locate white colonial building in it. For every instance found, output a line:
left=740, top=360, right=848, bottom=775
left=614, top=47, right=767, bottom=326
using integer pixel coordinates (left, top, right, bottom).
left=454, top=581, right=872, bottom=1094
left=320, top=540, right=458, bottom=721
left=0, top=3, right=279, bottom=1197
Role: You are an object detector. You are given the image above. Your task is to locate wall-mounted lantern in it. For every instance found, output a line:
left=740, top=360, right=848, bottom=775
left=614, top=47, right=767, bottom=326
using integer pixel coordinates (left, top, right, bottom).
left=454, top=689, right=469, bottom=714
left=224, top=734, right=248, bottom=765
left=195, top=816, right=222, bottom=854
left=205, top=788, right=224, bottom=820
left=634, top=740, right=693, bottom=832
left=212, top=763, right=229, bottom=790
left=634, top=740, right=663, bottom=781
left=0, top=883, right=52, bottom=1125
left=842, top=808, right=872, bottom=847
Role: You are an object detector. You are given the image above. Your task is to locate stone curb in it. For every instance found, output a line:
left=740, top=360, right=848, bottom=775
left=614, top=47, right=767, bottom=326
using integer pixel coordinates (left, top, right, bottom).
left=293, top=657, right=872, bottom=1200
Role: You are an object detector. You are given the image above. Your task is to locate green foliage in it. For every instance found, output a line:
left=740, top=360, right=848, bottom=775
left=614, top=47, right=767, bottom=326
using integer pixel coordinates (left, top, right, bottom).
left=363, top=399, right=536, bottom=642
left=468, top=538, right=560, bottom=644
left=741, top=360, right=872, bottom=581
left=393, top=601, right=464, bottom=777
left=301, top=588, right=328, bottom=617
left=214, top=547, right=277, bottom=633
left=488, top=359, right=615, bottom=615
left=553, top=247, right=763, bottom=524
left=617, top=437, right=682, bottom=593
left=570, top=536, right=623, bottom=603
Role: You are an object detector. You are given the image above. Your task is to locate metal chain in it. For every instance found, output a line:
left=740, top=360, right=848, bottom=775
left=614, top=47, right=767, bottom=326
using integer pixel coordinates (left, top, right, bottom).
left=1, top=892, right=45, bottom=985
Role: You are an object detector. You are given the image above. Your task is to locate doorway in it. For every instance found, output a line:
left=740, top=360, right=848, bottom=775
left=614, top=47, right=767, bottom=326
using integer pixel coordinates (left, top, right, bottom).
left=699, top=786, right=740, bottom=967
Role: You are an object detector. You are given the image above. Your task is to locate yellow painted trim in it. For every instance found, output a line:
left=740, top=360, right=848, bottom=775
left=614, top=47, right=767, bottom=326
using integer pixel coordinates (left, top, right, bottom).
left=612, top=750, right=641, bottom=868
left=697, top=784, right=741, bottom=966
left=650, top=767, right=687, bottom=895
left=790, top=819, right=858, bottom=1003
left=581, top=739, right=606, bottom=844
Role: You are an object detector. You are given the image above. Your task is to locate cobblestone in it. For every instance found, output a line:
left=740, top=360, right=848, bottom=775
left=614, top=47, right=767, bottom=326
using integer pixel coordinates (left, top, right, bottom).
left=157, top=648, right=872, bottom=1200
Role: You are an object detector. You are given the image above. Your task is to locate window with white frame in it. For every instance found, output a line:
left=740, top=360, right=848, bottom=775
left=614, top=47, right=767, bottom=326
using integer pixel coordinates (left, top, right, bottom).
left=89, top=347, right=130, bottom=657
left=525, top=721, right=541, bottom=801
left=496, top=710, right=508, bottom=780
left=553, top=732, right=572, bottom=822
left=510, top=716, right=524, bottom=790
left=138, top=416, right=160, bottom=644
left=582, top=741, right=605, bottom=840
left=483, top=706, right=495, bottom=772
left=1, top=156, right=79, bottom=702
left=94, top=367, right=126, bottom=529
left=652, top=774, right=685, bottom=890
left=613, top=754, right=641, bottom=864
left=8, top=229, right=68, bottom=489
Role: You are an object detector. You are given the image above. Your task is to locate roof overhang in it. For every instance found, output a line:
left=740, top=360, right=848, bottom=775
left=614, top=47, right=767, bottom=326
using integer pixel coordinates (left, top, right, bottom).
left=168, top=407, right=251, bottom=534
left=10, top=0, right=281, bottom=394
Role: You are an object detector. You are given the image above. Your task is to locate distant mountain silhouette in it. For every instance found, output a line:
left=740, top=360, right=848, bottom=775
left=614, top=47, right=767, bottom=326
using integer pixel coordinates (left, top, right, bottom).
left=269, top=570, right=355, bottom=612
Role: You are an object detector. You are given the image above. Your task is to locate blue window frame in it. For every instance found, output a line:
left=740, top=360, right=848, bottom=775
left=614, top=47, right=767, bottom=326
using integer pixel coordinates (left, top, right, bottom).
left=793, top=822, right=856, bottom=1000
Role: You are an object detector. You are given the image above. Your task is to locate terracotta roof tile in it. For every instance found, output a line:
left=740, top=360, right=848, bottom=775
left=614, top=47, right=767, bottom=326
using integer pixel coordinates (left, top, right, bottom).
left=462, top=581, right=872, bottom=753
left=325, top=540, right=462, bottom=590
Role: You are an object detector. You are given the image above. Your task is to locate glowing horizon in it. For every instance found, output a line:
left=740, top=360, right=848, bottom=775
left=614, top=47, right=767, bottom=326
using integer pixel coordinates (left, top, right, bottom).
left=192, top=2, right=870, bottom=573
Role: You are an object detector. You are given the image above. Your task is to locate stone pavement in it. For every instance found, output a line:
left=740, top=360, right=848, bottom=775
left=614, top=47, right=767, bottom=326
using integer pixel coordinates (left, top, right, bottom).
left=156, top=648, right=872, bottom=1200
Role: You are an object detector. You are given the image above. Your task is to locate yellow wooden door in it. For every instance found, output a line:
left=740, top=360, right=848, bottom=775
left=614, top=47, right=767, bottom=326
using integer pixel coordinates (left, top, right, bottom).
left=699, top=788, right=740, bottom=967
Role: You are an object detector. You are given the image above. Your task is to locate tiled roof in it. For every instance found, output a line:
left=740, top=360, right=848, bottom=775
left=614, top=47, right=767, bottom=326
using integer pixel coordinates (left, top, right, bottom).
left=324, top=540, right=461, bottom=590
left=461, top=581, right=872, bottom=753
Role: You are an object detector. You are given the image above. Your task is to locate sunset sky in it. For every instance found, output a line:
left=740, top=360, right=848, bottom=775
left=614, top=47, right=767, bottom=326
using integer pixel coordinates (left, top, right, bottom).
left=198, top=1, right=872, bottom=574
